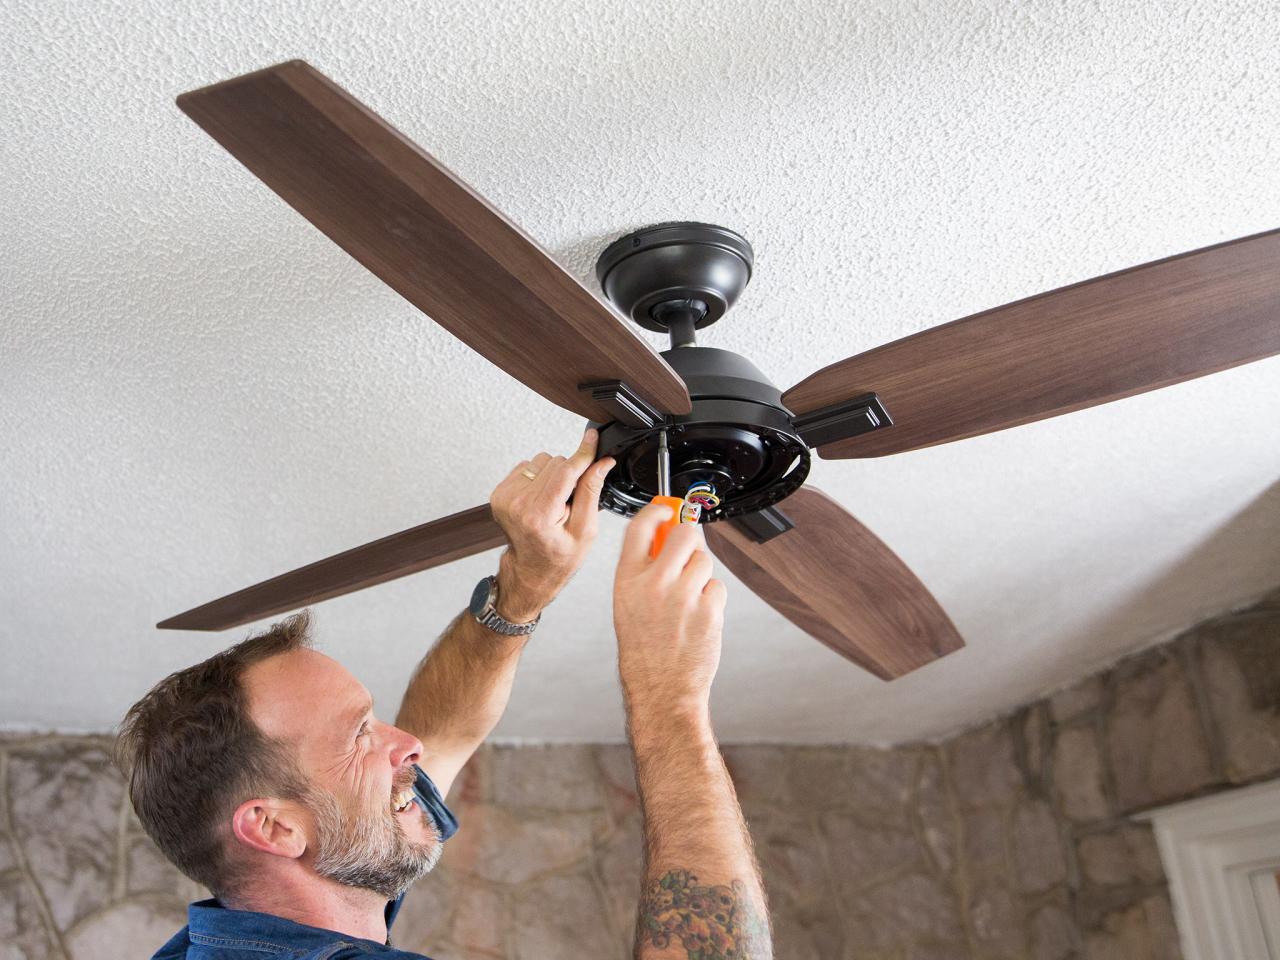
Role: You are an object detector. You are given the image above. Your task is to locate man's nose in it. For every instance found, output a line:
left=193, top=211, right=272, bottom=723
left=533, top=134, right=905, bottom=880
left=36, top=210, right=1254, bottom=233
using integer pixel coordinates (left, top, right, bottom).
left=387, top=724, right=423, bottom=769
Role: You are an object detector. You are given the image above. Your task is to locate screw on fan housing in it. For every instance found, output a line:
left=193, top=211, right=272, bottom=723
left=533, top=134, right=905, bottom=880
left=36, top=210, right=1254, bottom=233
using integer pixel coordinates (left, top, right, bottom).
left=591, top=222, right=811, bottom=522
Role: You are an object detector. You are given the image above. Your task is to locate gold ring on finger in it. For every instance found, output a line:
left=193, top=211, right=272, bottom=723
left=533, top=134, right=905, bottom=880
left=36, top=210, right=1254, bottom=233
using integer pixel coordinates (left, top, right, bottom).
left=521, top=468, right=538, bottom=481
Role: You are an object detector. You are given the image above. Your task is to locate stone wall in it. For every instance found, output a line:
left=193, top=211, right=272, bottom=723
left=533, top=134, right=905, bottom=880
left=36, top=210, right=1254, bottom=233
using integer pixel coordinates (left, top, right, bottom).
left=2, top=589, right=1277, bottom=959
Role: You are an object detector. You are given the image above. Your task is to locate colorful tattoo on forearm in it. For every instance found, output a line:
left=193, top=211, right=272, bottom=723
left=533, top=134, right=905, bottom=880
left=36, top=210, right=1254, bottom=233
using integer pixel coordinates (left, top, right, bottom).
left=638, top=869, right=771, bottom=959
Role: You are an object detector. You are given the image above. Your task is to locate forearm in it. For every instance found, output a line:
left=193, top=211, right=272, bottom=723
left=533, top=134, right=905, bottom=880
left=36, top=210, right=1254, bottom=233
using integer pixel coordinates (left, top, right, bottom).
left=396, top=430, right=609, bottom=791
left=395, top=609, right=527, bottom=753
left=395, top=551, right=543, bottom=776
left=627, top=706, right=772, bottom=960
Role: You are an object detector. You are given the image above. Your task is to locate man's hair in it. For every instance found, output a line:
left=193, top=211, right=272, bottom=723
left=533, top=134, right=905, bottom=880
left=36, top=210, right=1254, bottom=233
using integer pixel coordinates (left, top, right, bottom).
left=115, top=611, right=315, bottom=897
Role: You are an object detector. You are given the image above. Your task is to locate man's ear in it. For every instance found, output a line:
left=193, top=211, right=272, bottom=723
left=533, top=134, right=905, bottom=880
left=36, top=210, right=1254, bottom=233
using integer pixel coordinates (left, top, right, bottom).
left=231, top=798, right=308, bottom=860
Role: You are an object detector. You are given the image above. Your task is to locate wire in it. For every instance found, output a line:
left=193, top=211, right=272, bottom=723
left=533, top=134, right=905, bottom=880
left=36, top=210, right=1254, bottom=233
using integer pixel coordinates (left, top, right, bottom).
left=681, top=481, right=720, bottom=522
left=685, top=481, right=721, bottom=509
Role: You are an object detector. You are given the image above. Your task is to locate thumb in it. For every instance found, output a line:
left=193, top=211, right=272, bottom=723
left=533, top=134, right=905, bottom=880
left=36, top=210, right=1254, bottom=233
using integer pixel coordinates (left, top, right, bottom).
left=619, top=501, right=677, bottom=573
left=566, top=427, right=600, bottom=475
left=567, top=457, right=614, bottom=539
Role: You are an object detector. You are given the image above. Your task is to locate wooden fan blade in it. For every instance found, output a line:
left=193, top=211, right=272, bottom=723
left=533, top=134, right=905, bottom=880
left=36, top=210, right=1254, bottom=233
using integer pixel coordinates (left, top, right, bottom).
left=158, top=505, right=506, bottom=631
left=177, top=61, right=690, bottom=421
left=784, top=228, right=1280, bottom=458
left=705, top=488, right=963, bottom=679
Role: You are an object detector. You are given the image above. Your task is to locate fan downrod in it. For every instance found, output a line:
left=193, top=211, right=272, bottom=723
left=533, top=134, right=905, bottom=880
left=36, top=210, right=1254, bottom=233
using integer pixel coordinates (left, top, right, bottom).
left=595, top=222, right=754, bottom=341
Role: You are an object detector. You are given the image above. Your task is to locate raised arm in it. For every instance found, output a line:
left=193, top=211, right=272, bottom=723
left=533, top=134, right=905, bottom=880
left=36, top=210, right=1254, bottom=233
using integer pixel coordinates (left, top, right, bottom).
left=613, top=505, right=773, bottom=960
left=396, top=429, right=615, bottom=795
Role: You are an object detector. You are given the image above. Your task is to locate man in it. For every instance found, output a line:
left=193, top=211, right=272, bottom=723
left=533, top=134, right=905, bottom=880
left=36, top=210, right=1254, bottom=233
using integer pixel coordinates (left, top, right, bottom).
left=118, top=428, right=772, bottom=959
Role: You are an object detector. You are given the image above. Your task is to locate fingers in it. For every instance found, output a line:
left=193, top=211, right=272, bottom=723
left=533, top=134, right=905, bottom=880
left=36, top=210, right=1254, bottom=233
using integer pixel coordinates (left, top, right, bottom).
left=698, top=576, right=728, bottom=634
left=619, top=511, right=707, bottom=580
left=494, top=447, right=561, bottom=512
left=496, top=458, right=533, bottom=491
left=678, top=548, right=714, bottom=593
left=528, top=454, right=567, bottom=508
left=679, top=551, right=727, bottom=618
left=619, top=501, right=678, bottom=572
left=702, top=577, right=727, bottom=608
left=567, top=427, right=599, bottom=474
left=651, top=520, right=706, bottom=578
left=537, top=428, right=600, bottom=513
left=525, top=452, right=554, bottom=496
left=566, top=455, right=615, bottom=540
left=494, top=451, right=552, bottom=498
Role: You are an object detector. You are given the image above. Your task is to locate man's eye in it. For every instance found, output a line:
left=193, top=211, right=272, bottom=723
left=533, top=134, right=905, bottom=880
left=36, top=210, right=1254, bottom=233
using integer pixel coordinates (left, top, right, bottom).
left=356, top=722, right=371, bottom=742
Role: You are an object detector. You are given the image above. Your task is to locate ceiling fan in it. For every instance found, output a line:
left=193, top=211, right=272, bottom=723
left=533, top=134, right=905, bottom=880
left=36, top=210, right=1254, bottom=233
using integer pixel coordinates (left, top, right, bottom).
left=157, top=59, right=1280, bottom=680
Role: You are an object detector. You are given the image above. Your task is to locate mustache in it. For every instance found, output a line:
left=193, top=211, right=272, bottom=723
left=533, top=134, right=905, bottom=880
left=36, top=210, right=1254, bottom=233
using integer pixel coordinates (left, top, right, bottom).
left=391, top=765, right=416, bottom=794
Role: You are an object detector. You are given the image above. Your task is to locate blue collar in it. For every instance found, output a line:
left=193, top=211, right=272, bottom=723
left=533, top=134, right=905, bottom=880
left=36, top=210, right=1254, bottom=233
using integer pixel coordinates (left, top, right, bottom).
left=152, top=896, right=411, bottom=959
left=186, top=897, right=398, bottom=952
left=410, top=763, right=458, bottom=842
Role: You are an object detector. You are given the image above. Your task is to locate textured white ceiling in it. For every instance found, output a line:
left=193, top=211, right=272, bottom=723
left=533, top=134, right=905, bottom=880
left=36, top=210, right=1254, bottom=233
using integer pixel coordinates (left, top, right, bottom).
left=2, top=0, right=1279, bottom=744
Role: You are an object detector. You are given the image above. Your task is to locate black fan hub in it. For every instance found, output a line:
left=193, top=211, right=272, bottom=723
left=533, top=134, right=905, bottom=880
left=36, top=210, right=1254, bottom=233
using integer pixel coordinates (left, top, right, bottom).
left=594, top=346, right=810, bottom=521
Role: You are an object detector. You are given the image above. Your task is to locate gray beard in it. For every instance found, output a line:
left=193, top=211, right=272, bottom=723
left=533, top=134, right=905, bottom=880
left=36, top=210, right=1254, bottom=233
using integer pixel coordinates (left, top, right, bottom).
left=308, top=787, right=442, bottom=900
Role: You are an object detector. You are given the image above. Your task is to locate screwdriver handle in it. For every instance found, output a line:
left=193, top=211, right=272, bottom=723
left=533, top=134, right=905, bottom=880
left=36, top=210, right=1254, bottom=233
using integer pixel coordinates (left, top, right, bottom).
left=649, top=496, right=688, bottom=559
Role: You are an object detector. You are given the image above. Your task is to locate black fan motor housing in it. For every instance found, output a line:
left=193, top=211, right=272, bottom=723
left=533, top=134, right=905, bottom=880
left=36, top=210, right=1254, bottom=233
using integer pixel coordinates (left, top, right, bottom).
left=594, top=346, right=810, bottom=522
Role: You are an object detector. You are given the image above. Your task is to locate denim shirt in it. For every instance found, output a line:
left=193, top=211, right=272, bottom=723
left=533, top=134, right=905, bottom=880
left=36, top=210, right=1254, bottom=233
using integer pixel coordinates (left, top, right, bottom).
left=150, top=765, right=456, bottom=960
left=150, top=896, right=431, bottom=959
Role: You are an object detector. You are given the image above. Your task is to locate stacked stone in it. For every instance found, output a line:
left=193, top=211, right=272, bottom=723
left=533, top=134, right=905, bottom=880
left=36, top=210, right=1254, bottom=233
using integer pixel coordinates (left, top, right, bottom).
left=1038, top=585, right=1280, bottom=960
left=931, top=585, right=1280, bottom=959
left=0, top=735, right=206, bottom=960
left=1, top=589, right=1276, bottom=959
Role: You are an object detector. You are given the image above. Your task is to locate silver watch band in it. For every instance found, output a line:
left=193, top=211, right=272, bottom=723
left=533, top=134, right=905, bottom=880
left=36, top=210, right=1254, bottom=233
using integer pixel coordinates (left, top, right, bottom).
left=476, top=606, right=540, bottom=636
left=470, top=575, right=541, bottom=636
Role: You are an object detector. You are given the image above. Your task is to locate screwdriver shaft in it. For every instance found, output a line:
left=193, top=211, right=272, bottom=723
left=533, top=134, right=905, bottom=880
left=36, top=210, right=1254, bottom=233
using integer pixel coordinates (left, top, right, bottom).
left=657, top=429, right=670, bottom=498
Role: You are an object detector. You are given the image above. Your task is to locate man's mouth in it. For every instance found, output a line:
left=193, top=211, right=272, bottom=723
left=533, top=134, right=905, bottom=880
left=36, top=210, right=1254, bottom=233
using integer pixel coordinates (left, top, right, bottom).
left=391, top=787, right=415, bottom=814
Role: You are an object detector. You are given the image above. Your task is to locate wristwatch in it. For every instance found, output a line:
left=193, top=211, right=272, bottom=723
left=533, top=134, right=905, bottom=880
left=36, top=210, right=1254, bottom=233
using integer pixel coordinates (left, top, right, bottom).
left=468, top=575, right=541, bottom=636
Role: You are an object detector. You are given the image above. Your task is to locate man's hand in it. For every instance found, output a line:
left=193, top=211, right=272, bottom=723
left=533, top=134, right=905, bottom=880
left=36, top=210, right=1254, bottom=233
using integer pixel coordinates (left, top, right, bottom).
left=613, top=502, right=728, bottom=721
left=489, top=428, right=616, bottom=623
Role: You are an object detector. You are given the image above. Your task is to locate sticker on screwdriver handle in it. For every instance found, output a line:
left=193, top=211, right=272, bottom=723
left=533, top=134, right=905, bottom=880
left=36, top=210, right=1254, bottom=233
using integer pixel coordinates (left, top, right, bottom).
left=649, top=495, right=690, bottom=559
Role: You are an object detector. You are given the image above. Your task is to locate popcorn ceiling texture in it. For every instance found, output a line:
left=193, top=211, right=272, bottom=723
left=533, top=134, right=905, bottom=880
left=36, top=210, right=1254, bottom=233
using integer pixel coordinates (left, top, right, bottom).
left=3, top=591, right=1278, bottom=959
left=1, top=0, right=1280, bottom=741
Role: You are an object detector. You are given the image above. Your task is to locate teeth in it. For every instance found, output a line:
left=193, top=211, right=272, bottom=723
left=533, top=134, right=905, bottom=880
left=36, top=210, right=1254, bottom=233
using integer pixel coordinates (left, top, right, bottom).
left=391, top=788, right=415, bottom=812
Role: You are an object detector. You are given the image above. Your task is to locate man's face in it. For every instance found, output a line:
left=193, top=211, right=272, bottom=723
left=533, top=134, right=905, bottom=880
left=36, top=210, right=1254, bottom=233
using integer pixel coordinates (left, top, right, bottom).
left=244, top=648, right=441, bottom=898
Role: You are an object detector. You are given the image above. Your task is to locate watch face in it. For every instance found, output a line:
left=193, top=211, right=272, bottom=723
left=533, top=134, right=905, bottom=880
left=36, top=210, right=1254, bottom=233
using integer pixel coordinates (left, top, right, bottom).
left=469, top=576, right=494, bottom=618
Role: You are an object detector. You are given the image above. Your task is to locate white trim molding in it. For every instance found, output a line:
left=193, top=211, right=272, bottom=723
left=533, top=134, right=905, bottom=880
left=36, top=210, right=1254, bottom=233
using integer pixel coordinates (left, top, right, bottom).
left=1140, top=779, right=1280, bottom=960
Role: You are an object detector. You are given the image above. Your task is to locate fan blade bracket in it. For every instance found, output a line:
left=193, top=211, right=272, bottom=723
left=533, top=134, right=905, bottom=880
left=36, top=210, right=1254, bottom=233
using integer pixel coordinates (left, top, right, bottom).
left=792, top=393, right=893, bottom=448
left=578, top=380, right=663, bottom=429
left=729, top=506, right=795, bottom=544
